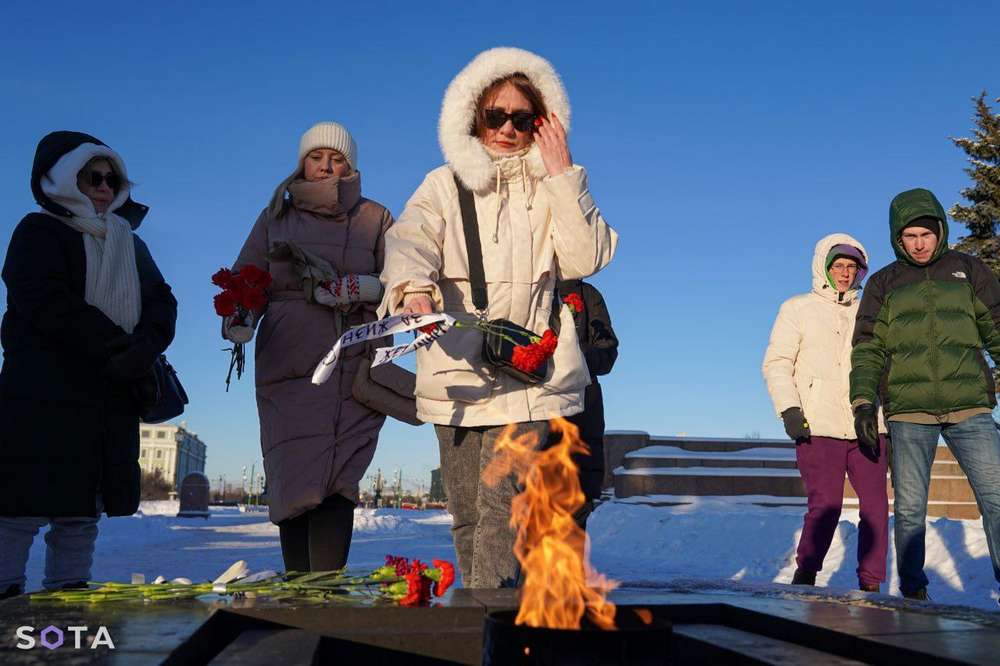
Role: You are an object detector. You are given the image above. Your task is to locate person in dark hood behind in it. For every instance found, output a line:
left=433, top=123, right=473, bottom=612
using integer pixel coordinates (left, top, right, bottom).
left=0, top=132, right=177, bottom=599
left=851, top=188, right=1000, bottom=603
left=556, top=279, right=618, bottom=526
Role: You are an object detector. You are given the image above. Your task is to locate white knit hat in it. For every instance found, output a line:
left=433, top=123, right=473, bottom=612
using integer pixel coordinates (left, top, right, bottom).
left=298, top=122, right=357, bottom=170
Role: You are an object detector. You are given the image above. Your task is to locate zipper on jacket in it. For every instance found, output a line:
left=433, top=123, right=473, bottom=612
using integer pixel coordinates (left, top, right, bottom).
left=924, top=266, right=942, bottom=414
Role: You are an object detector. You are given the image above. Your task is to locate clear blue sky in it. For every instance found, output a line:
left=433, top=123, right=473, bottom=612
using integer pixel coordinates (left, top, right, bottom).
left=1, top=2, right=997, bottom=491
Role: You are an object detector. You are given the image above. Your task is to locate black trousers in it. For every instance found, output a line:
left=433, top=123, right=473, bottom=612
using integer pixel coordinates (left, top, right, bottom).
left=277, top=493, right=355, bottom=572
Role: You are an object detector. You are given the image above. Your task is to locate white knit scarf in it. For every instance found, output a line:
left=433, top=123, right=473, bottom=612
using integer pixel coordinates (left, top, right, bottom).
left=40, top=144, right=142, bottom=334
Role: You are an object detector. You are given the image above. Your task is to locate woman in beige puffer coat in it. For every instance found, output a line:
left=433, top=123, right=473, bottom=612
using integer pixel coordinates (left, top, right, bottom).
left=762, top=233, right=888, bottom=592
left=380, top=47, right=618, bottom=588
left=226, top=122, right=393, bottom=573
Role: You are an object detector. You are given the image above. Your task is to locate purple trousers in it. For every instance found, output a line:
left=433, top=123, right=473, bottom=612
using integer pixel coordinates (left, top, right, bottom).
left=795, top=435, right=889, bottom=586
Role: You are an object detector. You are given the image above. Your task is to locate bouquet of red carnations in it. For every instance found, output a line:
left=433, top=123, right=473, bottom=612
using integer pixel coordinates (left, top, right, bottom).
left=421, top=293, right=583, bottom=376
left=212, top=265, right=272, bottom=389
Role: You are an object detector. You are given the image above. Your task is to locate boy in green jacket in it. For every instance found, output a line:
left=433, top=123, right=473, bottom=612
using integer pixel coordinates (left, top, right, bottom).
left=851, top=188, right=1000, bottom=602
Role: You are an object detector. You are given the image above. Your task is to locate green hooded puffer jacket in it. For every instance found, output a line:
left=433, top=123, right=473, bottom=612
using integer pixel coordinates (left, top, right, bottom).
left=850, top=188, right=1000, bottom=418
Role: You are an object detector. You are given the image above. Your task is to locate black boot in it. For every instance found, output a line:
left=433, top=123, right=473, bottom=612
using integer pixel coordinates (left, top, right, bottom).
left=902, top=587, right=929, bottom=601
left=0, top=584, right=23, bottom=600
left=791, top=569, right=816, bottom=586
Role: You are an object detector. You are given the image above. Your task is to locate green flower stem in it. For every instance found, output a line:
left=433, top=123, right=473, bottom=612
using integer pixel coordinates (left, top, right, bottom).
left=452, top=320, right=540, bottom=346
left=25, top=567, right=447, bottom=605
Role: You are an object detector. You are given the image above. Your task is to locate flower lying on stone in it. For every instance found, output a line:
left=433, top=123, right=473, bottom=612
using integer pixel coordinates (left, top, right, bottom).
left=29, top=556, right=456, bottom=607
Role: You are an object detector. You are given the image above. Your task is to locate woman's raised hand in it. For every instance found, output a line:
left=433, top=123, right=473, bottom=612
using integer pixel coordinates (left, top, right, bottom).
left=403, top=293, right=435, bottom=315
left=535, top=112, right=573, bottom=177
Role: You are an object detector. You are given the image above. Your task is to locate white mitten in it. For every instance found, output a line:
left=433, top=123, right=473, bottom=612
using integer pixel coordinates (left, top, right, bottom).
left=223, top=315, right=254, bottom=344
left=314, top=274, right=384, bottom=306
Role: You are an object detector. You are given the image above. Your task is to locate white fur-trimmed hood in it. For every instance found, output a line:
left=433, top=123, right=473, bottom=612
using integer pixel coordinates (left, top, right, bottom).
left=40, top=143, right=131, bottom=219
left=439, top=47, right=571, bottom=192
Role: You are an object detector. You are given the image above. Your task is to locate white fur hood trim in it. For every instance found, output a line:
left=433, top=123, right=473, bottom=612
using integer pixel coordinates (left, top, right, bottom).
left=40, top=143, right=131, bottom=219
left=439, top=47, right=571, bottom=192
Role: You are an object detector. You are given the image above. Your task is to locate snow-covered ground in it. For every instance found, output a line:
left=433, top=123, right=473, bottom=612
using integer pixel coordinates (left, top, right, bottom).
left=21, top=498, right=1000, bottom=611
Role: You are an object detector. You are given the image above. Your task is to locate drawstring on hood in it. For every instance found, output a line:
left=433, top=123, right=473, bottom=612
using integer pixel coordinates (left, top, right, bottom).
left=485, top=146, right=532, bottom=242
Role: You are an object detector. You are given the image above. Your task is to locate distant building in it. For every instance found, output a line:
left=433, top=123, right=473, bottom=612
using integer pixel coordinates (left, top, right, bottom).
left=429, top=467, right=446, bottom=502
left=139, top=422, right=207, bottom=488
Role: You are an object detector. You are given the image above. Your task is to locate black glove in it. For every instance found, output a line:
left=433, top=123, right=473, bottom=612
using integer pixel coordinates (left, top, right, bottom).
left=106, top=333, right=159, bottom=384
left=781, top=407, right=811, bottom=442
left=854, top=403, right=880, bottom=453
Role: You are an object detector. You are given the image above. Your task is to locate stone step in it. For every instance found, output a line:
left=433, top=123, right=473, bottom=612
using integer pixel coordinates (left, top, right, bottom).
left=934, top=445, right=958, bottom=463
left=624, top=446, right=961, bottom=475
left=844, top=474, right=976, bottom=503
left=615, top=465, right=980, bottom=517
left=624, top=445, right=797, bottom=470
left=614, top=494, right=980, bottom=519
left=615, top=466, right=806, bottom=498
left=647, top=435, right=796, bottom=453
left=606, top=432, right=984, bottom=520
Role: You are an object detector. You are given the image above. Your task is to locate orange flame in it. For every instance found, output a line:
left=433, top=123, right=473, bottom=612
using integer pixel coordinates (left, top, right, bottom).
left=482, top=417, right=618, bottom=630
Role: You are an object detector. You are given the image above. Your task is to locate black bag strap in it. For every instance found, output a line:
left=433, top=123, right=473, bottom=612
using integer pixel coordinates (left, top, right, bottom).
left=454, top=173, right=488, bottom=313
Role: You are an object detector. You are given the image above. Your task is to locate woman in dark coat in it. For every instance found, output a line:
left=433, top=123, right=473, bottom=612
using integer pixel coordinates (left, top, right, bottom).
left=0, top=131, right=177, bottom=598
left=557, top=279, right=619, bottom=524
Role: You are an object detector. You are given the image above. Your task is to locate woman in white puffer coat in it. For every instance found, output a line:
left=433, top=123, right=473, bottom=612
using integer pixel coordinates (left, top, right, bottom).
left=762, top=233, right=889, bottom=592
left=379, top=47, right=618, bottom=588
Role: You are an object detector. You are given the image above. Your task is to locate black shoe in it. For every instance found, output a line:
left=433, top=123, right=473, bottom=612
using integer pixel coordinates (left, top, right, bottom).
left=0, top=584, right=22, bottom=600
left=60, top=581, right=89, bottom=590
left=791, top=569, right=816, bottom=586
left=859, top=582, right=880, bottom=593
left=902, top=587, right=929, bottom=601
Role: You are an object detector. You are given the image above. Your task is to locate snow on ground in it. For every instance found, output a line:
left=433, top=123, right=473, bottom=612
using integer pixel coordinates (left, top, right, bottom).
left=21, top=498, right=1000, bottom=612
left=24, top=504, right=455, bottom=591
left=587, top=498, right=1000, bottom=611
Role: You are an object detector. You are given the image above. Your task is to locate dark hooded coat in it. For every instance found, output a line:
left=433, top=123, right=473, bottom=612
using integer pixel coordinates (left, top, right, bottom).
left=0, top=131, right=177, bottom=517
left=557, top=279, right=618, bottom=500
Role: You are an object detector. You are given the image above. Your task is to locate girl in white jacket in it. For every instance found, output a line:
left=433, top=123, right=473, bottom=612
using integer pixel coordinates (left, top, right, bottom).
left=380, top=48, right=618, bottom=588
left=762, top=233, right=889, bottom=592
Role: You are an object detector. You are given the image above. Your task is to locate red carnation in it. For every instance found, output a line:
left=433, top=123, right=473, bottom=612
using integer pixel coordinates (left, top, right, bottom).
left=432, top=560, right=455, bottom=597
left=385, top=555, right=410, bottom=576
left=214, top=291, right=237, bottom=317
left=399, top=569, right=433, bottom=606
left=211, top=268, right=235, bottom=290
left=399, top=571, right=424, bottom=606
left=512, top=343, right=546, bottom=373
left=239, top=264, right=271, bottom=288
left=538, top=329, right=558, bottom=355
left=242, top=287, right=267, bottom=312
left=562, top=293, right=584, bottom=314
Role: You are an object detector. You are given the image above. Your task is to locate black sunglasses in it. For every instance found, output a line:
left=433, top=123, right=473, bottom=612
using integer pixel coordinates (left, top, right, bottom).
left=484, top=108, right=537, bottom=132
left=86, top=171, right=122, bottom=190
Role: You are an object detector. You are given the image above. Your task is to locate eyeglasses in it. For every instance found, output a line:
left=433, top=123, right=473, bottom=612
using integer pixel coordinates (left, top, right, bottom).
left=829, top=263, right=859, bottom=273
left=484, top=108, right=537, bottom=132
left=85, top=171, right=121, bottom=190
